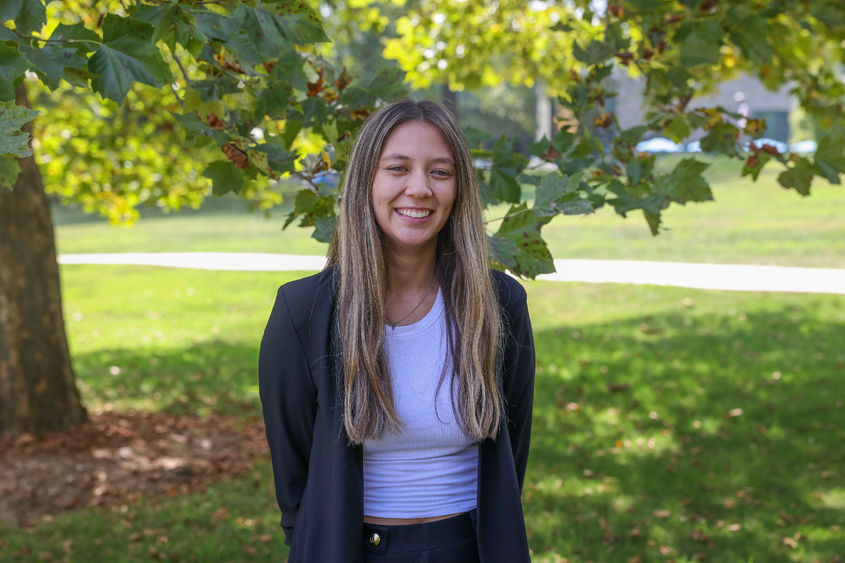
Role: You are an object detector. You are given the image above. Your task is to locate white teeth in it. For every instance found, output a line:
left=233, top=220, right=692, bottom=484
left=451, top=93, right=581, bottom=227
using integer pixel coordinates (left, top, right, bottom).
left=397, top=209, right=431, bottom=218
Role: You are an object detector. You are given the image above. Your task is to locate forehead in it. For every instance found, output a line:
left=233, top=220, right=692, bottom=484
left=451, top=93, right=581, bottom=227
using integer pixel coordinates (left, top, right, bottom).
left=379, top=120, right=453, bottom=160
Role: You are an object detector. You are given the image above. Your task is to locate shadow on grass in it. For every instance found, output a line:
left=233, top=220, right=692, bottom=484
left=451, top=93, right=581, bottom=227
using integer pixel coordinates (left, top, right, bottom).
left=0, top=463, right=290, bottom=562
left=526, top=306, right=844, bottom=561
left=19, top=298, right=845, bottom=561
left=73, top=340, right=261, bottom=418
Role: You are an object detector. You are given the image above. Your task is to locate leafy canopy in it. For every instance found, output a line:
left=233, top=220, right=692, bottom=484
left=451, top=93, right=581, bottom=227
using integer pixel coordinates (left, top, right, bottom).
left=2, top=0, right=844, bottom=276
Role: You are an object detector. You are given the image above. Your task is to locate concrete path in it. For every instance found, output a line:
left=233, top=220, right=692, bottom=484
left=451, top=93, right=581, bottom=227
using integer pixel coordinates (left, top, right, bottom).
left=57, top=253, right=845, bottom=295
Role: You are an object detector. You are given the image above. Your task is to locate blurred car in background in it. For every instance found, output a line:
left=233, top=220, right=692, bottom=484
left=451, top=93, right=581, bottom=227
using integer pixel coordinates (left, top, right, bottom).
left=635, top=137, right=683, bottom=154
left=789, top=140, right=817, bottom=154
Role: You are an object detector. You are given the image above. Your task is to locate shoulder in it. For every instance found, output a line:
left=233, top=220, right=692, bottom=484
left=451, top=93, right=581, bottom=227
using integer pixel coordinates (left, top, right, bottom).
left=275, top=267, right=335, bottom=326
left=490, top=269, right=528, bottom=313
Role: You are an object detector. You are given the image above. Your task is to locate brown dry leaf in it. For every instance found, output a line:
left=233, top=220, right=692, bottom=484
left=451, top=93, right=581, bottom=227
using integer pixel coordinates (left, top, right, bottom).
left=222, top=143, right=249, bottom=170
left=653, top=509, right=671, bottom=519
left=727, top=523, right=742, bottom=532
left=243, top=545, right=258, bottom=557
left=627, top=557, right=642, bottom=563
left=0, top=411, right=267, bottom=526
left=256, top=534, right=272, bottom=544
left=781, top=536, right=798, bottom=549
left=659, top=545, right=674, bottom=555
left=688, top=530, right=711, bottom=542
left=62, top=539, right=73, bottom=554
left=211, top=506, right=230, bottom=521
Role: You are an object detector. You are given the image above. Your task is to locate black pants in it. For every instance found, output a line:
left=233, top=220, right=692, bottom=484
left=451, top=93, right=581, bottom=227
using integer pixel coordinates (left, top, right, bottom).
left=362, top=511, right=480, bottom=563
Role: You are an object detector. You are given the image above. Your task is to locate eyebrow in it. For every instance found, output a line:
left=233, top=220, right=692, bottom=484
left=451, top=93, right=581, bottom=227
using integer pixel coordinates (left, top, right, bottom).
left=380, top=153, right=455, bottom=165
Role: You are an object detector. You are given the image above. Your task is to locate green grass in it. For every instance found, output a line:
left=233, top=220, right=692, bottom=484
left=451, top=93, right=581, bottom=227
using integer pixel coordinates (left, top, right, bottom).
left=53, top=155, right=845, bottom=267
left=0, top=464, right=287, bottom=561
left=2, top=267, right=843, bottom=561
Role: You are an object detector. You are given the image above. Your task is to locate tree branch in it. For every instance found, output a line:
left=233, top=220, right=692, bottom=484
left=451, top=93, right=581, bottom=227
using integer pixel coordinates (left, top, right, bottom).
left=172, top=49, right=192, bottom=87
left=170, top=84, right=185, bottom=110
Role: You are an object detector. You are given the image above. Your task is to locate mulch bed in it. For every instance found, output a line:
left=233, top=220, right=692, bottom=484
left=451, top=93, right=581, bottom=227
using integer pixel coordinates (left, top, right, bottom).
left=0, top=411, right=268, bottom=527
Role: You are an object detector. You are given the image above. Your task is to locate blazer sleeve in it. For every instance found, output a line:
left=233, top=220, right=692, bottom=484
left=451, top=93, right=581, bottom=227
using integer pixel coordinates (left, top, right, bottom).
left=258, top=285, right=317, bottom=546
left=501, top=281, right=535, bottom=492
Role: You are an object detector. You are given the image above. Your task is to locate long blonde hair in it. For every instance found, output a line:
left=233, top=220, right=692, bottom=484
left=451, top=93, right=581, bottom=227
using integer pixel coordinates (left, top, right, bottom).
left=327, top=100, right=503, bottom=444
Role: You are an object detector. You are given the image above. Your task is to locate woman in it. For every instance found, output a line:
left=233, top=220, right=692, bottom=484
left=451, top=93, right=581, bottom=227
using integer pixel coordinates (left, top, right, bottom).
left=259, top=100, right=534, bottom=562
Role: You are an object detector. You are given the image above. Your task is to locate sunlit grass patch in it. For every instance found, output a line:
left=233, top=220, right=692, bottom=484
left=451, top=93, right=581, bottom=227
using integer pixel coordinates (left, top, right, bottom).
left=2, top=267, right=843, bottom=561
left=523, top=280, right=845, bottom=561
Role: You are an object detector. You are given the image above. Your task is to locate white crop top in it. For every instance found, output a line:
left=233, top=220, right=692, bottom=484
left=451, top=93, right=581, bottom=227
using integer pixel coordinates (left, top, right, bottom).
left=362, top=289, right=479, bottom=518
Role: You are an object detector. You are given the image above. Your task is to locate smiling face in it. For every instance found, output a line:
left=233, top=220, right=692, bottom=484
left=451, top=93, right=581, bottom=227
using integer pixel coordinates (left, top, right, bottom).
left=371, top=120, right=457, bottom=257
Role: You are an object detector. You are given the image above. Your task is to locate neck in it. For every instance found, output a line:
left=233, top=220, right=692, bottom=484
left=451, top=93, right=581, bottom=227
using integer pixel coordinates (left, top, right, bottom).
left=385, top=244, right=437, bottom=294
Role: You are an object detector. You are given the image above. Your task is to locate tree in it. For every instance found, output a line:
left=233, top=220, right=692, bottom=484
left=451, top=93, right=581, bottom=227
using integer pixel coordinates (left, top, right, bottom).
left=369, top=0, right=845, bottom=269
left=0, top=0, right=403, bottom=439
left=0, top=83, right=87, bottom=438
left=1, top=0, right=844, bottom=438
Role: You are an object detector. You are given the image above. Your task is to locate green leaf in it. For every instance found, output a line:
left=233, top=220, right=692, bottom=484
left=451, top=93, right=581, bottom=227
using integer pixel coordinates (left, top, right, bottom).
left=572, top=39, right=614, bottom=66
left=202, top=161, right=245, bottom=196
left=729, top=15, right=773, bottom=66
left=254, top=80, right=292, bottom=120
left=171, top=112, right=229, bottom=146
left=643, top=209, right=662, bottom=236
left=48, top=21, right=100, bottom=44
left=777, top=158, right=815, bottom=195
left=190, top=78, right=241, bottom=102
left=311, top=214, right=336, bottom=243
left=678, top=20, right=723, bottom=67
left=134, top=4, right=207, bottom=56
left=251, top=140, right=296, bottom=175
left=18, top=44, right=69, bottom=89
left=0, top=0, right=46, bottom=35
left=606, top=178, right=666, bottom=218
left=657, top=157, right=713, bottom=203
left=527, top=137, right=551, bottom=158
left=486, top=135, right=528, bottom=204
left=534, top=172, right=593, bottom=217
left=489, top=203, right=554, bottom=278
left=284, top=187, right=335, bottom=229
left=25, top=23, right=101, bottom=89
left=341, top=64, right=407, bottom=110
left=264, top=0, right=329, bottom=45
left=0, top=100, right=38, bottom=157
left=269, top=47, right=307, bottom=90
left=0, top=44, right=29, bottom=101
left=699, top=121, right=741, bottom=157
left=193, top=5, right=266, bottom=70
left=813, top=134, right=845, bottom=185
left=617, top=125, right=648, bottom=148
left=0, top=154, right=20, bottom=190
left=88, top=15, right=174, bottom=103
left=488, top=168, right=521, bottom=204
left=551, top=129, right=576, bottom=154
left=741, top=152, right=771, bottom=181
left=663, top=115, right=691, bottom=143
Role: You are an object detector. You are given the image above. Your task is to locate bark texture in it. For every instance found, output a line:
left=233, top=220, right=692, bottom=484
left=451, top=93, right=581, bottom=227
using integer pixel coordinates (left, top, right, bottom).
left=0, top=83, right=87, bottom=439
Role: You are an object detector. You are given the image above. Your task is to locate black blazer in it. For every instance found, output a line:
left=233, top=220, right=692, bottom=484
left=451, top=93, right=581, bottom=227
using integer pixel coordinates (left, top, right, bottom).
left=259, top=267, right=535, bottom=562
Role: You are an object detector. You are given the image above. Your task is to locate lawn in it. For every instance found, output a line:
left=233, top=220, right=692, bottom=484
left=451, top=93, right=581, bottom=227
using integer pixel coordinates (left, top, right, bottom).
left=1, top=266, right=843, bottom=561
left=3, top=155, right=843, bottom=561
left=52, top=155, right=845, bottom=268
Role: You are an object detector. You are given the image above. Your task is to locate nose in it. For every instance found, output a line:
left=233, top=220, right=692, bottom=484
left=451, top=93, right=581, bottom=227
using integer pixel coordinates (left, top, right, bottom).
left=403, top=169, right=432, bottom=198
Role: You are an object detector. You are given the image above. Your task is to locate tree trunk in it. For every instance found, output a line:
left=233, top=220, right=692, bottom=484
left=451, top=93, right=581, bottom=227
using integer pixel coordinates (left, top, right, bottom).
left=0, top=83, right=87, bottom=440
